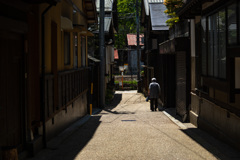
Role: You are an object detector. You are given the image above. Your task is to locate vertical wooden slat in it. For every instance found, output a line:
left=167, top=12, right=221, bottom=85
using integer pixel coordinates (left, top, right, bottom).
left=58, top=75, right=62, bottom=109
left=53, top=69, right=89, bottom=111
left=79, top=71, right=82, bottom=92
left=65, top=75, right=67, bottom=105
left=62, top=75, right=66, bottom=106
left=65, top=74, right=68, bottom=104
left=75, top=72, right=77, bottom=96
left=49, top=79, right=54, bottom=117
left=78, top=71, right=80, bottom=94
left=84, top=69, right=86, bottom=90
left=45, top=79, right=49, bottom=118
left=72, top=73, right=74, bottom=97
left=85, top=69, right=87, bottom=90
left=73, top=73, right=75, bottom=97
left=85, top=69, right=87, bottom=89
left=81, top=70, right=83, bottom=92
left=83, top=70, right=85, bottom=90
left=70, top=73, right=72, bottom=100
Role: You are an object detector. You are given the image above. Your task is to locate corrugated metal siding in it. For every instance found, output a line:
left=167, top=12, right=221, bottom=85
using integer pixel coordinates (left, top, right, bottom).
left=149, top=3, right=169, bottom=31
left=96, top=0, right=113, bottom=12
left=104, top=17, right=112, bottom=32
left=148, top=0, right=164, bottom=3
left=95, top=16, right=112, bottom=33
left=144, top=0, right=164, bottom=16
left=143, top=0, right=150, bottom=15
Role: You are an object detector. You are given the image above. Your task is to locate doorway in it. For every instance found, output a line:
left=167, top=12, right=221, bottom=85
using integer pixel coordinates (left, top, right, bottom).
left=0, top=31, right=25, bottom=150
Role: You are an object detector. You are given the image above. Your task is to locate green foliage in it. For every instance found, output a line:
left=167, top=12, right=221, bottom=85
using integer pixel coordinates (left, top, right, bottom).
left=114, top=80, right=138, bottom=90
left=115, top=80, right=138, bottom=85
left=164, top=0, right=183, bottom=28
left=115, top=0, right=141, bottom=49
left=105, top=84, right=115, bottom=104
left=105, top=88, right=114, bottom=104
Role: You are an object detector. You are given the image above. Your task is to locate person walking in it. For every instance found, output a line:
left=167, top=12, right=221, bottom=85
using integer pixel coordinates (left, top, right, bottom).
left=148, top=78, right=160, bottom=111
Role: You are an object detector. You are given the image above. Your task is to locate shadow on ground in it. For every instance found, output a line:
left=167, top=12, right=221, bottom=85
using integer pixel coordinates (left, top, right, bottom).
left=180, top=128, right=240, bottom=160
left=162, top=107, right=183, bottom=122
left=104, top=93, right=135, bottom=114
left=27, top=116, right=102, bottom=160
left=105, top=93, right=122, bottom=110
left=65, top=116, right=102, bottom=159
left=163, top=107, right=240, bottom=160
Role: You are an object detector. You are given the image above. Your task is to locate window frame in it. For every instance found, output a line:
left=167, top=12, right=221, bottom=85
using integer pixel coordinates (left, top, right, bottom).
left=64, top=31, right=71, bottom=65
left=202, top=10, right=227, bottom=79
left=199, top=0, right=240, bottom=101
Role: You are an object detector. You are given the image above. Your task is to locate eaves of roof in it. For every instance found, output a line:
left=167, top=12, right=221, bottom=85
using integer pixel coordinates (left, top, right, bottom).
left=84, top=0, right=98, bottom=24
left=176, top=0, right=213, bottom=19
left=96, top=0, right=113, bottom=12
left=149, top=3, right=169, bottom=31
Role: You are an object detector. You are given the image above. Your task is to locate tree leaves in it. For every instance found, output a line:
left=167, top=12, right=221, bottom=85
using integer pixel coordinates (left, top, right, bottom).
left=115, top=0, right=141, bottom=49
left=163, top=0, right=183, bottom=28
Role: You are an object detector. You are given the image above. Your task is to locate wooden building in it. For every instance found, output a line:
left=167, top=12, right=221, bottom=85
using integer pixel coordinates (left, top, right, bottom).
left=0, top=0, right=97, bottom=158
left=126, top=33, right=144, bottom=75
left=177, top=0, right=240, bottom=150
left=140, top=0, right=169, bottom=96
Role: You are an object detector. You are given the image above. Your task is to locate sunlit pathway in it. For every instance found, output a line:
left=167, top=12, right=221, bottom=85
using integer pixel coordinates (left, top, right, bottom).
left=28, top=91, right=240, bottom=160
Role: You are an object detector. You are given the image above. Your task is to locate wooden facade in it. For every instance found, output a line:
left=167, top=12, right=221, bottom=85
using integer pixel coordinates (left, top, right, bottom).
left=158, top=37, right=191, bottom=118
left=44, top=69, right=88, bottom=120
left=140, top=0, right=169, bottom=97
left=177, top=0, right=240, bottom=150
left=0, top=0, right=97, bottom=158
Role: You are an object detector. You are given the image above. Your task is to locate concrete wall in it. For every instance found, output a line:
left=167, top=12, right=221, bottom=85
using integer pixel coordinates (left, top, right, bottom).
left=190, top=94, right=240, bottom=150
left=42, top=92, right=88, bottom=141
left=190, top=93, right=200, bottom=127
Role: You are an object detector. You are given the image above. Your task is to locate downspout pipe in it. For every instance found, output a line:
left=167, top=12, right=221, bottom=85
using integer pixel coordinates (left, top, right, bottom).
left=41, top=4, right=53, bottom=148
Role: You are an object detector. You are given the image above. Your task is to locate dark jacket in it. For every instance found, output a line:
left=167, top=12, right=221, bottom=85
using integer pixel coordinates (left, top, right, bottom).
left=149, top=82, right=160, bottom=99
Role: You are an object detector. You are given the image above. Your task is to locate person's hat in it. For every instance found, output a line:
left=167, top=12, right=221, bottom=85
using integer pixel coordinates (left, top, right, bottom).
left=152, top=78, right=156, bottom=81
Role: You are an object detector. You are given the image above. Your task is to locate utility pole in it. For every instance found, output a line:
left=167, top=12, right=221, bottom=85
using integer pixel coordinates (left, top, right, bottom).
left=100, top=0, right=105, bottom=108
left=136, top=0, right=140, bottom=92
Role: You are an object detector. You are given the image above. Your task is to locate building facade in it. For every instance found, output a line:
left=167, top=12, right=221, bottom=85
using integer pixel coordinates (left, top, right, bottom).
left=0, top=0, right=97, bottom=157
left=177, top=0, right=240, bottom=150
left=126, top=33, right=144, bottom=75
left=140, top=0, right=169, bottom=96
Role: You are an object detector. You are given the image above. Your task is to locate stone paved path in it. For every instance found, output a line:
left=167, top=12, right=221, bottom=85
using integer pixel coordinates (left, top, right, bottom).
left=28, top=91, right=240, bottom=160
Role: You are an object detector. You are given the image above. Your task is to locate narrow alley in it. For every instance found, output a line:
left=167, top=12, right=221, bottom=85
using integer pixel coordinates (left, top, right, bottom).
left=27, top=91, right=240, bottom=160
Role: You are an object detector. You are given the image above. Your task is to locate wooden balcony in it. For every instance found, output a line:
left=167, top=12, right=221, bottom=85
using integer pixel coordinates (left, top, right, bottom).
left=45, top=68, right=88, bottom=119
